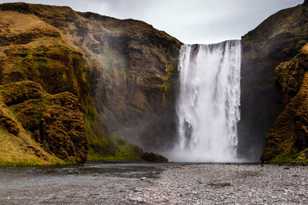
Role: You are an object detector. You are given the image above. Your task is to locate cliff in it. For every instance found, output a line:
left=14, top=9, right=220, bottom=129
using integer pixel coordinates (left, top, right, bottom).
left=240, top=1, right=308, bottom=163
left=0, top=3, right=181, bottom=165
left=1, top=1, right=306, bottom=166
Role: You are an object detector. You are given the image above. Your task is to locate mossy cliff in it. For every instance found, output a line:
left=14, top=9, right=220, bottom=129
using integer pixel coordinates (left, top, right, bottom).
left=240, top=1, right=308, bottom=164
left=0, top=3, right=180, bottom=165
left=262, top=45, right=308, bottom=164
left=0, top=81, right=86, bottom=165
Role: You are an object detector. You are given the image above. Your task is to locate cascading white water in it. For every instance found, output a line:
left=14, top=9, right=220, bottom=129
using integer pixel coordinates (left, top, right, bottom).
left=169, top=40, right=242, bottom=162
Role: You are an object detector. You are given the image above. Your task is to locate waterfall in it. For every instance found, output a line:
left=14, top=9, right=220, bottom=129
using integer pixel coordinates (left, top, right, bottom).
left=169, top=40, right=242, bottom=162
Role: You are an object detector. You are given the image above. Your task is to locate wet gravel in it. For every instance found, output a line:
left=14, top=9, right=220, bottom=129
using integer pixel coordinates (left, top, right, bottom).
left=0, top=163, right=307, bottom=205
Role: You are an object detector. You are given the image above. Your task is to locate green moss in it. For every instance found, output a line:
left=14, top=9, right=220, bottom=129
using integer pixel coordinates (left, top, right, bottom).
left=296, top=148, right=308, bottom=163
left=104, top=134, right=142, bottom=161
left=270, top=148, right=308, bottom=165
left=4, top=41, right=89, bottom=97
left=87, top=133, right=142, bottom=161
left=160, top=63, right=177, bottom=93
left=160, top=82, right=171, bottom=93
left=0, top=80, right=89, bottom=164
left=83, top=100, right=112, bottom=159
left=87, top=136, right=117, bottom=161
left=82, top=97, right=142, bottom=162
left=271, top=153, right=298, bottom=164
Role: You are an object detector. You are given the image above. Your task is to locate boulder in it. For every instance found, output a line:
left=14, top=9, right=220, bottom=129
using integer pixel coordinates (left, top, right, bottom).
left=141, top=152, right=168, bottom=163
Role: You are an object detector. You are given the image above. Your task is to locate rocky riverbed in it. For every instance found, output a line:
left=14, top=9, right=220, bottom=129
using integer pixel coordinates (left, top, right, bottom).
left=0, top=163, right=307, bottom=205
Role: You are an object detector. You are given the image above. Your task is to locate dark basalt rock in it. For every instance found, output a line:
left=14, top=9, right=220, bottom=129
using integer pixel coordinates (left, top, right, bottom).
left=141, top=152, right=168, bottom=163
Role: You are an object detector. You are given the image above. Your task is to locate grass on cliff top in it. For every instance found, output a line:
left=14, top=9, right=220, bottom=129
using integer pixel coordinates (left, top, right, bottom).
left=0, top=11, right=57, bottom=36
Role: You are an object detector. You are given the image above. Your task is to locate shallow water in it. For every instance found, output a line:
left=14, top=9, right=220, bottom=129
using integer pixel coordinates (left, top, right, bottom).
left=0, top=163, right=307, bottom=204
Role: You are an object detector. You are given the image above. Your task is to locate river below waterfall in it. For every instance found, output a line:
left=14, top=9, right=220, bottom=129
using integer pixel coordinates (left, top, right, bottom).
left=0, top=163, right=307, bottom=205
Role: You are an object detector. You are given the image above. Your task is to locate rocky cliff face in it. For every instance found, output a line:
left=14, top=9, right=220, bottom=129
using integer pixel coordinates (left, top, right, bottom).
left=262, top=44, right=308, bottom=164
left=1, top=1, right=306, bottom=166
left=240, top=2, right=308, bottom=163
left=74, top=12, right=181, bottom=152
left=0, top=3, right=181, bottom=165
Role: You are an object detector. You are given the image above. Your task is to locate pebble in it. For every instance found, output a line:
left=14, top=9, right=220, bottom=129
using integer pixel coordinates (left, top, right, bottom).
left=0, top=164, right=307, bottom=205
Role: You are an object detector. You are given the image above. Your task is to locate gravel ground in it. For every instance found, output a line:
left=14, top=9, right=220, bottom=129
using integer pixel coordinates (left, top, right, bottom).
left=0, top=163, right=307, bottom=205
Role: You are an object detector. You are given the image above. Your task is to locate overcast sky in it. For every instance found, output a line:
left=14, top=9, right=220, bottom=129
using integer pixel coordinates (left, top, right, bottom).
left=0, top=0, right=304, bottom=43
